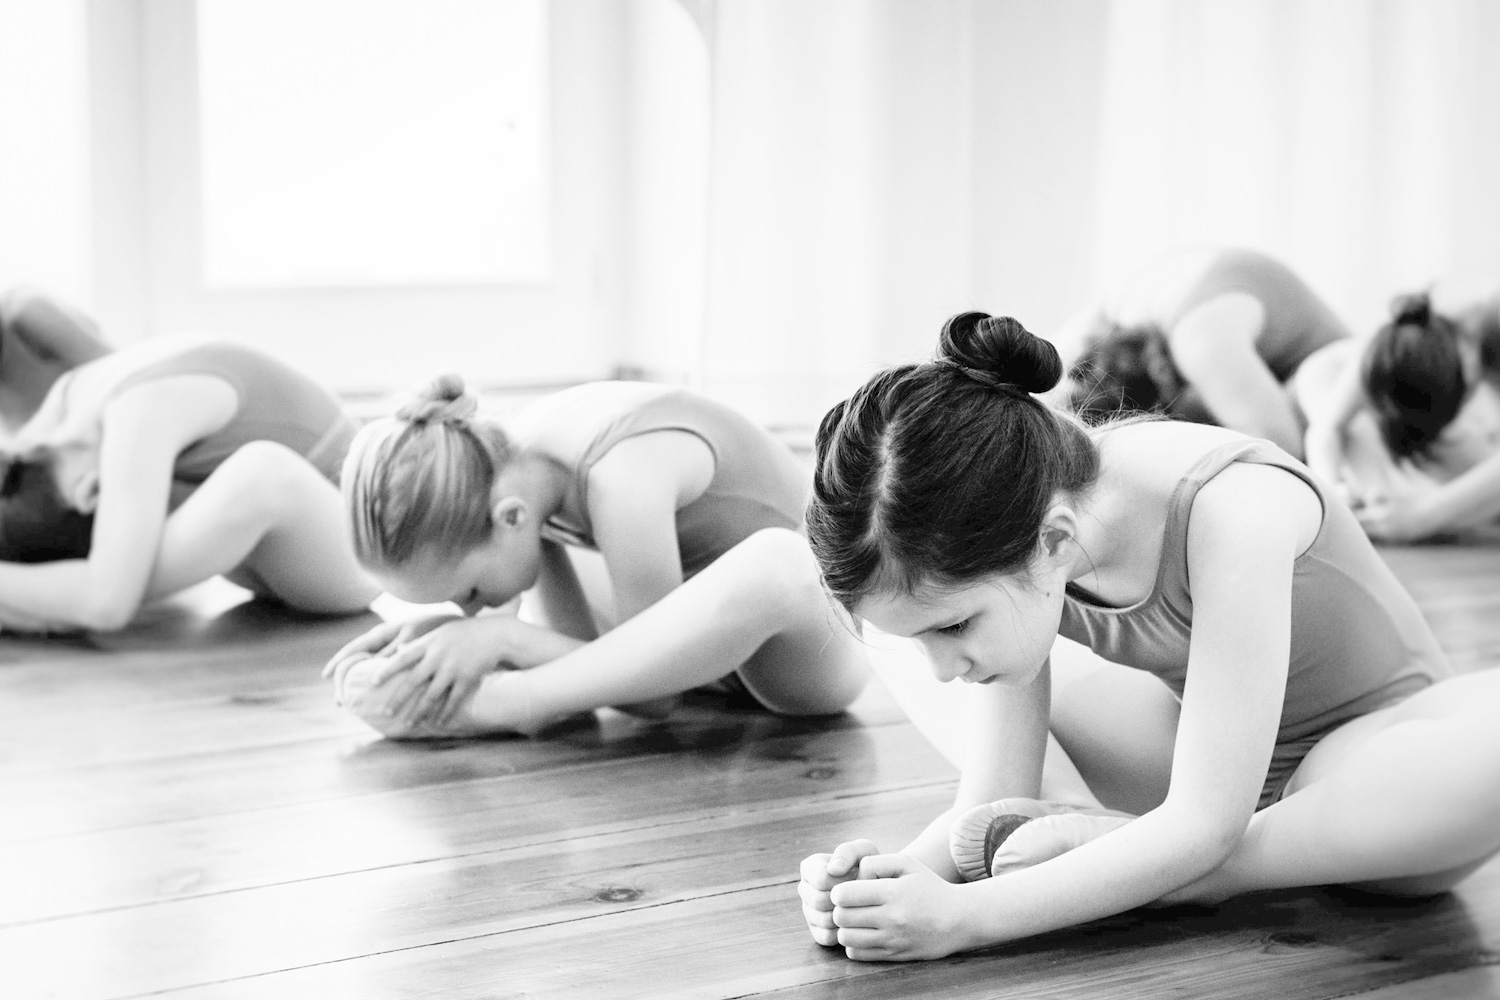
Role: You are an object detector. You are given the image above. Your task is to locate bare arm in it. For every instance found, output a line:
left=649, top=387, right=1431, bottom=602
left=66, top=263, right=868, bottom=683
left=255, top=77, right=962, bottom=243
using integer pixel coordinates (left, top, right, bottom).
left=1301, top=347, right=1369, bottom=489
left=586, top=430, right=714, bottom=623
left=0, top=376, right=235, bottom=630
left=899, top=666, right=1052, bottom=880
left=827, top=465, right=1314, bottom=959
left=1169, top=293, right=1305, bottom=455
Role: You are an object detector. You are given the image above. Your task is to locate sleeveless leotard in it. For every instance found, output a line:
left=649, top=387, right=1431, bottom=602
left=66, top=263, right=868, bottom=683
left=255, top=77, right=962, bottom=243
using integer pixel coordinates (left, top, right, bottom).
left=534, top=383, right=808, bottom=578
left=1059, top=438, right=1450, bottom=807
left=112, top=340, right=357, bottom=496
left=1168, top=249, right=1349, bottom=381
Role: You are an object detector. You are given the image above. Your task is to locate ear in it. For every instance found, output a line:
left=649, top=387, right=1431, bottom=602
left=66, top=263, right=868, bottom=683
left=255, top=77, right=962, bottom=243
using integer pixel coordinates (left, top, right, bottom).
left=489, top=494, right=530, bottom=532
left=1036, top=504, right=1081, bottom=569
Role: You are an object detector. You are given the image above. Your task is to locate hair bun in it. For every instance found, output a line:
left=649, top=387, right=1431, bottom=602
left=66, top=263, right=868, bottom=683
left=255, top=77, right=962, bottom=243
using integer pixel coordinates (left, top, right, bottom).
left=936, top=312, right=1062, bottom=394
left=396, top=373, right=478, bottom=424
left=1390, top=292, right=1434, bottom=329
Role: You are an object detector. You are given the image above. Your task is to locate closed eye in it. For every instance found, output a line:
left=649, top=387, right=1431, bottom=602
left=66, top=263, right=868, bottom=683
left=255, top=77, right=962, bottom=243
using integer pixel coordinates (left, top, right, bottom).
left=937, top=619, right=970, bottom=636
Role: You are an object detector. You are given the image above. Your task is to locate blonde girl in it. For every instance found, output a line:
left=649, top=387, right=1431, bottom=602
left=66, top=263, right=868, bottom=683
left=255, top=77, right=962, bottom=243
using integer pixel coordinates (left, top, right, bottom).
left=326, top=376, right=868, bottom=738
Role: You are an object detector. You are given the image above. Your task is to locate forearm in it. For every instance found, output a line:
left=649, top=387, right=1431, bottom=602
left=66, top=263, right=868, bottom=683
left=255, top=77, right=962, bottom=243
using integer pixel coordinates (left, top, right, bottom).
left=902, top=807, right=965, bottom=882
left=950, top=808, right=1231, bottom=950
left=0, top=559, right=136, bottom=630
left=1412, top=459, right=1500, bottom=534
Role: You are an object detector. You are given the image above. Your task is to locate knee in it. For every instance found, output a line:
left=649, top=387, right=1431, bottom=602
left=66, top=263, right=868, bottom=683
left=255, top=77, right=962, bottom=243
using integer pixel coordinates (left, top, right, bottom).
left=732, top=528, right=824, bottom=610
left=211, top=441, right=317, bottom=518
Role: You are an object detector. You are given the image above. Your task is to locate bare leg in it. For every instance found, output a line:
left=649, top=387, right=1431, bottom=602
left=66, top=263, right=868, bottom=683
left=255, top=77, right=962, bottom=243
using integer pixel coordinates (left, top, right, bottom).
left=356, top=529, right=870, bottom=737
left=1169, top=669, right=1500, bottom=903
left=144, top=440, right=379, bottom=613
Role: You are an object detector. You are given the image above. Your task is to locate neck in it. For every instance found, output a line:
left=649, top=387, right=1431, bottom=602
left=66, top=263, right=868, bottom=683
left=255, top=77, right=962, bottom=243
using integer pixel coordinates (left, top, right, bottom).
left=500, top=450, right=571, bottom=519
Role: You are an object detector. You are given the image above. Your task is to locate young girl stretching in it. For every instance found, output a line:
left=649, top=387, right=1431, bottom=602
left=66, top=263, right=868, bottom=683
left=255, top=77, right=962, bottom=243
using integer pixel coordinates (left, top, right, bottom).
left=0, top=336, right=378, bottom=632
left=326, top=376, right=868, bottom=738
left=797, top=311, right=1500, bottom=961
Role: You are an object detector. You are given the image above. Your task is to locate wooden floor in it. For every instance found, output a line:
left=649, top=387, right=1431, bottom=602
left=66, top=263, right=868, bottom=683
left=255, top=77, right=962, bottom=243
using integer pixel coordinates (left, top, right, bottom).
left=4, top=545, right=1500, bottom=1000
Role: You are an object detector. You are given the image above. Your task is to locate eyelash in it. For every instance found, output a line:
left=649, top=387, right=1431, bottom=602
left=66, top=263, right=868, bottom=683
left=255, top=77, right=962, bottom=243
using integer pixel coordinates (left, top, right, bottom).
left=939, top=619, right=970, bottom=635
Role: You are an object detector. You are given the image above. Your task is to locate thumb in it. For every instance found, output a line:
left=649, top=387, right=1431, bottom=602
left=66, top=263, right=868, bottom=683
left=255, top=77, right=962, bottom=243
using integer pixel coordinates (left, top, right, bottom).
left=858, top=853, right=921, bottom=880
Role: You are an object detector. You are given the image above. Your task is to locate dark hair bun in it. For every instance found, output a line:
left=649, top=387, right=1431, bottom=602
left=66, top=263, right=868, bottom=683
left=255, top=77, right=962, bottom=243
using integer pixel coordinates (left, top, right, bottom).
left=936, top=311, right=1062, bottom=394
left=396, top=373, right=478, bottom=424
left=1390, top=292, right=1434, bottom=329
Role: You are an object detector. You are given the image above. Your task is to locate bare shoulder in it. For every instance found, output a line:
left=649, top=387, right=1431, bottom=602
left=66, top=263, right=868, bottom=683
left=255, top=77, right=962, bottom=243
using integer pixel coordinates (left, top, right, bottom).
left=1191, top=461, right=1323, bottom=557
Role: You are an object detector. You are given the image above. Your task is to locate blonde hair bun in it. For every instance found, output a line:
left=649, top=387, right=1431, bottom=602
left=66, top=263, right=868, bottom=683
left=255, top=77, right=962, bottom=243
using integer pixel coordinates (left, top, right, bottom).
left=396, top=373, right=478, bottom=424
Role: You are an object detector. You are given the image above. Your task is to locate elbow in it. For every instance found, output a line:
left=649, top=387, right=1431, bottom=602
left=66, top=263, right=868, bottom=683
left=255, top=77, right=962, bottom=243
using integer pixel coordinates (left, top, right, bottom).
left=1153, top=803, right=1247, bottom=874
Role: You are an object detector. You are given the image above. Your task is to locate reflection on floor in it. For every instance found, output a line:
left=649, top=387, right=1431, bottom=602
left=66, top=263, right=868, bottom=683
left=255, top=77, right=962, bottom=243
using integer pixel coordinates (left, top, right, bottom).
left=2, top=544, right=1498, bottom=999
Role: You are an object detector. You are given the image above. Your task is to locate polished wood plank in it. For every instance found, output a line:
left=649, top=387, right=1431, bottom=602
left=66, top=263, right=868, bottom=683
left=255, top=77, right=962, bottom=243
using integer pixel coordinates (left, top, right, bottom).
left=3, top=546, right=1500, bottom=1000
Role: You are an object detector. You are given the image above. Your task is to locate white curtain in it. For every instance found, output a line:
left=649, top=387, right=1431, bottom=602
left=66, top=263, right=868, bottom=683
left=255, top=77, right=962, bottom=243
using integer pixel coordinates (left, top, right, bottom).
left=1094, top=0, right=1500, bottom=332
left=695, top=0, right=1500, bottom=427
left=697, top=0, right=979, bottom=428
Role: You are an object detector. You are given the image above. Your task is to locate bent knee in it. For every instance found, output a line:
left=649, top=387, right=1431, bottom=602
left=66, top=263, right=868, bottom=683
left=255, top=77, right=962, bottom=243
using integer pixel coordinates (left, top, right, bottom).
left=729, top=528, right=823, bottom=607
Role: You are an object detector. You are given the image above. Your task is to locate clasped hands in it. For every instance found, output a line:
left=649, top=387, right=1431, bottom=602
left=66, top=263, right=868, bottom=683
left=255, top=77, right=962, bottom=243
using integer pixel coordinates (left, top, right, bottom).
left=324, top=611, right=520, bottom=729
left=798, top=839, right=969, bottom=962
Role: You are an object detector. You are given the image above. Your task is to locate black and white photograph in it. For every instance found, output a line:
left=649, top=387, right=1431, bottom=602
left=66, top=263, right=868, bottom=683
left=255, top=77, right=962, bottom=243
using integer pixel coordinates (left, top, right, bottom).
left=3, top=1, right=1500, bottom=997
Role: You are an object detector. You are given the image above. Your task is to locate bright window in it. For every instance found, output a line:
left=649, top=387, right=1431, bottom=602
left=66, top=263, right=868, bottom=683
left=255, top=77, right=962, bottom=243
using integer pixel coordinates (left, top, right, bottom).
left=196, top=0, right=549, bottom=288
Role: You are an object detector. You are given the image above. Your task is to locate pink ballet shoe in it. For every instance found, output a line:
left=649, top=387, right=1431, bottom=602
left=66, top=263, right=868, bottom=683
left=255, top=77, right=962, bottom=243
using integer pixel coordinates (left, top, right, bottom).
left=949, top=798, right=1135, bottom=882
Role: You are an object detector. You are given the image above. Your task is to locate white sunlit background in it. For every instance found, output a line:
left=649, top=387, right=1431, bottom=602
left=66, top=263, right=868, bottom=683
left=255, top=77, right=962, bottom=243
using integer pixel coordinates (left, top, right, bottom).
left=1, top=0, right=1497, bottom=427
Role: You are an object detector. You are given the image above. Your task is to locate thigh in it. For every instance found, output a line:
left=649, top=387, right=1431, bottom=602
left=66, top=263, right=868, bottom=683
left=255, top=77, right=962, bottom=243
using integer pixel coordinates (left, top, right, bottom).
left=1285, top=669, right=1500, bottom=796
left=728, top=539, right=870, bottom=717
left=1049, top=638, right=1180, bottom=815
left=149, top=441, right=377, bottom=613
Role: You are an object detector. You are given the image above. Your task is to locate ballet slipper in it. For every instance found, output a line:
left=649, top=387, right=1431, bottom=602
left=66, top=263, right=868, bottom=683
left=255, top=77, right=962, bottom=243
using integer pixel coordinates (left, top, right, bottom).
left=337, top=660, right=576, bottom=739
left=949, top=797, right=1135, bottom=882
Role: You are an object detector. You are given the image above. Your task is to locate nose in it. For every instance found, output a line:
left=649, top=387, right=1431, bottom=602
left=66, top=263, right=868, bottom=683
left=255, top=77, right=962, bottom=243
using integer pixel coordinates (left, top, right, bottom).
left=927, top=647, right=970, bottom=684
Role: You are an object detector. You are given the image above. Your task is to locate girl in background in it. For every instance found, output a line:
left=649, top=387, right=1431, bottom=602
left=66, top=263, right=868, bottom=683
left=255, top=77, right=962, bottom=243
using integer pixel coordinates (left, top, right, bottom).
left=797, top=311, right=1500, bottom=962
left=1062, top=247, right=1349, bottom=458
left=1301, top=291, right=1500, bottom=541
left=0, top=336, right=377, bottom=633
left=0, top=287, right=112, bottom=564
left=325, top=376, right=868, bottom=739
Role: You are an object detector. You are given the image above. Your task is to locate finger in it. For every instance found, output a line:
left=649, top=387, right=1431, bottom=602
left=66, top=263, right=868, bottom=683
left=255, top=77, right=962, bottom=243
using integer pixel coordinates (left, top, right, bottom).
left=800, top=854, right=839, bottom=890
left=331, top=653, right=370, bottom=694
left=327, top=621, right=403, bottom=670
left=836, top=928, right=889, bottom=950
left=802, top=902, right=836, bottom=931
left=826, top=840, right=879, bottom=878
left=857, top=853, right=918, bottom=880
left=405, top=672, right=455, bottom=726
left=830, top=879, right=889, bottom=909
left=438, top=674, right=481, bottom=726
left=808, top=923, right=840, bottom=947
left=371, top=643, right=428, bottom=686
left=844, top=945, right=897, bottom=962
left=832, top=904, right=882, bottom=929
left=797, top=881, right=834, bottom=911
left=381, top=661, right=438, bottom=718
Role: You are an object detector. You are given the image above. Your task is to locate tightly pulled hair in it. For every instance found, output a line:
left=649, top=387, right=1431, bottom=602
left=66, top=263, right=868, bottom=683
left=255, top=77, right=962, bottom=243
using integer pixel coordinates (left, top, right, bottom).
left=342, top=374, right=516, bottom=567
left=807, top=312, right=1100, bottom=611
left=1362, top=292, right=1465, bottom=460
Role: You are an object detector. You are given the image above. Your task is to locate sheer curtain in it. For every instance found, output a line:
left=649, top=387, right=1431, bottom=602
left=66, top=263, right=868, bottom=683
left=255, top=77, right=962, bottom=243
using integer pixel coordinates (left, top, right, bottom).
left=1094, top=0, right=1500, bottom=333
left=694, top=0, right=1500, bottom=427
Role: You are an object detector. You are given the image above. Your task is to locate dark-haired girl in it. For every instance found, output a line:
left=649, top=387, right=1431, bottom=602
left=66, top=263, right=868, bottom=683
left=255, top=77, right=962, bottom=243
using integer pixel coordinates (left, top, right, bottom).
left=1302, top=290, right=1500, bottom=541
left=0, top=335, right=378, bottom=632
left=1062, top=247, right=1349, bottom=457
left=325, top=377, right=868, bottom=738
left=797, top=311, right=1500, bottom=961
